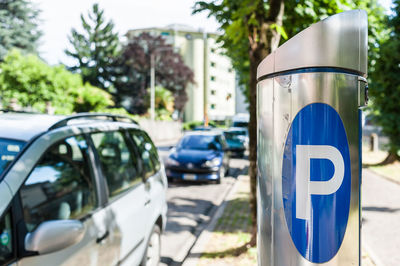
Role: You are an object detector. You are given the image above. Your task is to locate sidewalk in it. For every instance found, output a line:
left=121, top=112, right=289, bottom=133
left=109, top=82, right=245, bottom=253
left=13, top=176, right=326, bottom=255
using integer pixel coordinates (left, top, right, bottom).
left=184, top=174, right=256, bottom=266
left=184, top=174, right=376, bottom=266
left=362, top=169, right=400, bottom=266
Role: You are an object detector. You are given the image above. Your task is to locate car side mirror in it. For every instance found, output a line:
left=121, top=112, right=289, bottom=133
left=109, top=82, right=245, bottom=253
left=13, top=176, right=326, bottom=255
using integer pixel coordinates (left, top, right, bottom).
left=25, top=220, right=85, bottom=255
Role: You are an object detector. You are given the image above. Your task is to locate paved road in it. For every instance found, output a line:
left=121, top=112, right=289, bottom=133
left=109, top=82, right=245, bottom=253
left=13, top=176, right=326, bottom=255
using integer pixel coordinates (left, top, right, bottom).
left=157, top=145, right=249, bottom=265
left=362, top=169, right=400, bottom=266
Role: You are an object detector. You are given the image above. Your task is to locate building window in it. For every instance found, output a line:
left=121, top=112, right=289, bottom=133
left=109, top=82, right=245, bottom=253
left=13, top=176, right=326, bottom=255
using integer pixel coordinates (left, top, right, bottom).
left=211, top=104, right=216, bottom=109
left=211, top=62, right=216, bottom=67
left=228, top=68, right=233, bottom=73
left=211, top=90, right=216, bottom=95
left=211, top=48, right=215, bottom=53
left=211, top=76, right=216, bottom=81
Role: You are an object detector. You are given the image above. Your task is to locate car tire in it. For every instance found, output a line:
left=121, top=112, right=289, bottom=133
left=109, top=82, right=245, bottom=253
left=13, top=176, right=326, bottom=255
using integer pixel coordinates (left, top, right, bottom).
left=140, top=224, right=161, bottom=266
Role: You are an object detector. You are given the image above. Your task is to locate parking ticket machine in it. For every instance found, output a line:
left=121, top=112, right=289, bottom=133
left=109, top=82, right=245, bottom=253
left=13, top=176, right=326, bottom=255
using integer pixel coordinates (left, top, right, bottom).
left=256, top=10, right=368, bottom=266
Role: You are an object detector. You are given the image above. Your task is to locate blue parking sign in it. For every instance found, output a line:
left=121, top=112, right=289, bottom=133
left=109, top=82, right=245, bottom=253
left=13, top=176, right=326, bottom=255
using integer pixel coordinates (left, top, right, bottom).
left=282, top=103, right=351, bottom=263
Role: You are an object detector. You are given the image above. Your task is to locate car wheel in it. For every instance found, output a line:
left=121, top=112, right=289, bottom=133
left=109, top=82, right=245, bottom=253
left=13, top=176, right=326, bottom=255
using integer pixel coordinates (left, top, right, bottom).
left=140, top=224, right=161, bottom=266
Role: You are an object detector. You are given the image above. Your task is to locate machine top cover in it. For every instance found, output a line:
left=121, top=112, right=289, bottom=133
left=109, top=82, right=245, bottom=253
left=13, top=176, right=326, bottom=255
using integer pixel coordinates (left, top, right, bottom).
left=257, top=10, right=367, bottom=80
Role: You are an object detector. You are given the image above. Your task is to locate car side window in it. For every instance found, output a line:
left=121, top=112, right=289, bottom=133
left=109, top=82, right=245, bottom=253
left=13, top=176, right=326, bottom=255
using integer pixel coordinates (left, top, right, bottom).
left=129, top=130, right=160, bottom=179
left=20, top=136, right=96, bottom=232
left=0, top=210, right=13, bottom=264
left=91, top=131, right=141, bottom=199
left=218, top=135, right=228, bottom=150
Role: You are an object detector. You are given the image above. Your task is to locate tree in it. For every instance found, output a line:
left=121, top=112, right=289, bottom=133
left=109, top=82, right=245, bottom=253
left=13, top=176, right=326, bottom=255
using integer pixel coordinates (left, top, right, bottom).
left=65, top=3, right=120, bottom=94
left=0, top=50, right=113, bottom=114
left=370, top=0, right=400, bottom=163
left=148, top=86, right=175, bottom=120
left=115, top=32, right=194, bottom=115
left=0, top=0, right=41, bottom=60
left=194, top=0, right=387, bottom=247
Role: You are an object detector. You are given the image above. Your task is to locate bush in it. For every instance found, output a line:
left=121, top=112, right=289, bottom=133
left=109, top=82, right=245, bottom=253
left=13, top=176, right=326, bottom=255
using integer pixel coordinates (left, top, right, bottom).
left=182, top=120, right=218, bottom=130
left=0, top=49, right=114, bottom=114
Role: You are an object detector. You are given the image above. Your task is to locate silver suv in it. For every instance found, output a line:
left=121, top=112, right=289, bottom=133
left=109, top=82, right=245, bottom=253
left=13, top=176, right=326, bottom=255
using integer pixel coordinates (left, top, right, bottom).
left=0, top=113, right=167, bottom=266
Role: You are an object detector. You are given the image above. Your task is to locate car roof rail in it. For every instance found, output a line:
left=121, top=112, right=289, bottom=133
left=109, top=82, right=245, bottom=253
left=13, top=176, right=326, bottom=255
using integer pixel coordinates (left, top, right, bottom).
left=48, top=112, right=138, bottom=131
left=0, top=109, right=39, bottom=114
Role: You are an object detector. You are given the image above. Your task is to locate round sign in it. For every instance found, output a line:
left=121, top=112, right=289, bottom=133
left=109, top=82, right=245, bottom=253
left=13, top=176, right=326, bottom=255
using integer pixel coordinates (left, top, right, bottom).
left=282, top=103, right=351, bottom=263
left=0, top=231, right=9, bottom=246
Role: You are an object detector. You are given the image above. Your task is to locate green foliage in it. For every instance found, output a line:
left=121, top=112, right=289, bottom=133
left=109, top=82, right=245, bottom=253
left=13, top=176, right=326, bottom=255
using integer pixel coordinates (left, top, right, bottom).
left=146, top=86, right=174, bottom=120
left=65, top=3, right=120, bottom=93
left=182, top=120, right=217, bottom=130
left=0, top=50, right=114, bottom=114
left=0, top=0, right=41, bottom=60
left=369, top=0, right=400, bottom=154
left=284, top=0, right=388, bottom=73
left=71, top=84, right=114, bottom=113
left=195, top=0, right=387, bottom=102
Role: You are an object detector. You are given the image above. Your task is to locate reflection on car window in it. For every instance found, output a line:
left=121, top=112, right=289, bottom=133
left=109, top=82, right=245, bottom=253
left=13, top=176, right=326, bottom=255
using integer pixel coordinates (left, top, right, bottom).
left=20, top=136, right=96, bottom=232
left=0, top=138, right=25, bottom=176
left=178, top=135, right=221, bottom=150
left=129, top=130, right=160, bottom=179
left=0, top=211, right=13, bottom=264
left=91, top=131, right=141, bottom=198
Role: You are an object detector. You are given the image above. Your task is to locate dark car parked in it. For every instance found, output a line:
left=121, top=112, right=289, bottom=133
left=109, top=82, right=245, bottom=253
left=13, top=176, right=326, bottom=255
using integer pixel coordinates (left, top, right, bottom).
left=223, top=128, right=247, bottom=158
left=165, top=131, right=230, bottom=184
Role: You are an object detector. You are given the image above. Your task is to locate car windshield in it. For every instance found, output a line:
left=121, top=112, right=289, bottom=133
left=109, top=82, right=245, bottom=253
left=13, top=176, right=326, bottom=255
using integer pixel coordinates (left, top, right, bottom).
left=178, top=135, right=220, bottom=150
left=0, top=138, right=26, bottom=176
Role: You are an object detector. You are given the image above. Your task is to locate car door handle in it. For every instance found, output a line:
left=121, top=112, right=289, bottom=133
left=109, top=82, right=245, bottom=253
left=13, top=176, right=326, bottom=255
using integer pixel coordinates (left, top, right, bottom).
left=144, top=199, right=151, bottom=206
left=96, top=230, right=109, bottom=244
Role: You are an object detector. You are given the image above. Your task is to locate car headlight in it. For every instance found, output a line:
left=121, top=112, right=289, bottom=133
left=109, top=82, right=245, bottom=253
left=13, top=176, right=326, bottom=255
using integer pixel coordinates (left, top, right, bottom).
left=166, top=157, right=179, bottom=166
left=203, top=157, right=222, bottom=167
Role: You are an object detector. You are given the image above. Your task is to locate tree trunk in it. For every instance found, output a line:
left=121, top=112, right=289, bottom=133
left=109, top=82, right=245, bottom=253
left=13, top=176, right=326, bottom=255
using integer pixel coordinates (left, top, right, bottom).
left=246, top=0, right=284, bottom=247
left=247, top=53, right=259, bottom=247
left=378, top=150, right=399, bottom=165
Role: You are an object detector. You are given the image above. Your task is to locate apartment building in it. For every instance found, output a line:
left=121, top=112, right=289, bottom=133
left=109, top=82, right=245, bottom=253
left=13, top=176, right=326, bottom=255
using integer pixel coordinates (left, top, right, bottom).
left=127, top=24, right=237, bottom=122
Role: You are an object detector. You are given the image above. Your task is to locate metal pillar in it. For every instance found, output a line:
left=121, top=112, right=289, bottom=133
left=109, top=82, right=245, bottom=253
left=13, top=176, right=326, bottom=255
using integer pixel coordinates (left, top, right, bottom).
left=257, top=10, right=368, bottom=266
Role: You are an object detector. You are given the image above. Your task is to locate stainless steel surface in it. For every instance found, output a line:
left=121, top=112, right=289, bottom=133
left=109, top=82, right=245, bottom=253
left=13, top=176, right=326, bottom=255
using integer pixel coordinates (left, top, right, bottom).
left=358, top=77, right=368, bottom=107
left=257, top=72, right=361, bottom=265
left=257, top=10, right=368, bottom=79
left=25, top=220, right=85, bottom=254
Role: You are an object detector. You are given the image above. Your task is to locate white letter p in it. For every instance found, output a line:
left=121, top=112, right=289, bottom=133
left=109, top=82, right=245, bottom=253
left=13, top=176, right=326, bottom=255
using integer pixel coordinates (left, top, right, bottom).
left=295, top=145, right=345, bottom=220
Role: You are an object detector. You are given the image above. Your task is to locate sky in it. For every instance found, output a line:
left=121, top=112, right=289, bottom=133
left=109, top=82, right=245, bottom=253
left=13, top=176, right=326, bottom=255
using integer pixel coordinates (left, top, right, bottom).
left=32, top=0, right=393, bottom=66
left=32, top=0, right=220, bottom=65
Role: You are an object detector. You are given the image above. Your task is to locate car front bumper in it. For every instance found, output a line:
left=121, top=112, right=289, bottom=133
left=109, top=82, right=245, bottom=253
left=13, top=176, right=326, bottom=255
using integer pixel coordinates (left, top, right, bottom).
left=165, top=168, right=221, bottom=181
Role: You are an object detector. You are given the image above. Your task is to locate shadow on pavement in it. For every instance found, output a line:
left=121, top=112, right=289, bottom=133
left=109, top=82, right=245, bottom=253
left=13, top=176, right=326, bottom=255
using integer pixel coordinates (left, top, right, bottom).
left=165, top=197, right=217, bottom=234
left=362, top=206, right=400, bottom=213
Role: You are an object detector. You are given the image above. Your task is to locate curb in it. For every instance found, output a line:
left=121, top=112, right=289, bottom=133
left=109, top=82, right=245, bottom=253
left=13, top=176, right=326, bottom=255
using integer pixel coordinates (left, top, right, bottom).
left=182, top=175, right=244, bottom=266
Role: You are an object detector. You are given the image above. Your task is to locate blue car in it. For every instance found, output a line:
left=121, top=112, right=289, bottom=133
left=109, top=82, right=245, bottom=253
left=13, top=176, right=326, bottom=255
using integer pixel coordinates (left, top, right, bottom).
left=165, top=131, right=230, bottom=184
